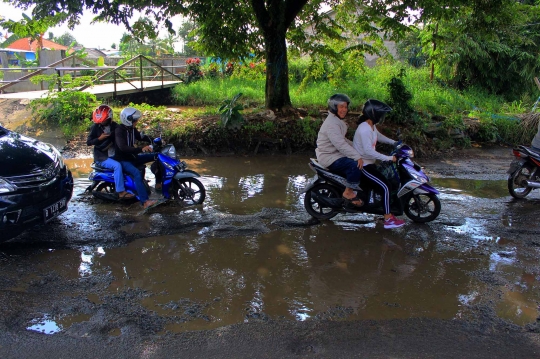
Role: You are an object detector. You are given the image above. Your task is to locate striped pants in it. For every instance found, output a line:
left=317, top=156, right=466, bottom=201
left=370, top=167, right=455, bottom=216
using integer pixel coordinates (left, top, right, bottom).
left=361, top=164, right=391, bottom=214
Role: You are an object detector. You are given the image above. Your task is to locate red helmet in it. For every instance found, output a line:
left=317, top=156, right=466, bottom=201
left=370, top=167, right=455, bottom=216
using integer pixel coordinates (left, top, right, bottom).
left=92, top=105, right=113, bottom=124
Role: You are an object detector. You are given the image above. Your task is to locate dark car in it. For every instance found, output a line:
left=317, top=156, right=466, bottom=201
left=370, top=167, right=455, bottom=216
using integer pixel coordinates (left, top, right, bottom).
left=0, top=125, right=73, bottom=242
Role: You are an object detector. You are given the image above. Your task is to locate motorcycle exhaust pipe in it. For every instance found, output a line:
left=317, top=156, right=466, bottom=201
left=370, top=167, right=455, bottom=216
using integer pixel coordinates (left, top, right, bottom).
left=525, top=180, right=540, bottom=188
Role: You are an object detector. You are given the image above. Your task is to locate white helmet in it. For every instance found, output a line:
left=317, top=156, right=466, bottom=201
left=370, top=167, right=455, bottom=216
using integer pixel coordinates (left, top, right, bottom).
left=120, top=107, right=142, bottom=127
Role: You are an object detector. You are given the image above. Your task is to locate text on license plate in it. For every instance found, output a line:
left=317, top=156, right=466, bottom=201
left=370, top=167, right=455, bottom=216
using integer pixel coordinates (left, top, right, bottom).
left=43, top=197, right=68, bottom=223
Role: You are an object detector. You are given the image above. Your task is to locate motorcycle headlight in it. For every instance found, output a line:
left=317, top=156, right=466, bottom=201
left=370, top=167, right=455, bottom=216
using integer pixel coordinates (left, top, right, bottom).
left=405, top=148, right=414, bottom=158
left=0, top=178, right=17, bottom=194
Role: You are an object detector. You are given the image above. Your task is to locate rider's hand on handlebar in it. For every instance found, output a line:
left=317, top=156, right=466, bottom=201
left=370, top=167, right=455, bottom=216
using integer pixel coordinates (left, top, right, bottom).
left=392, top=155, right=397, bottom=162
left=142, top=145, right=153, bottom=153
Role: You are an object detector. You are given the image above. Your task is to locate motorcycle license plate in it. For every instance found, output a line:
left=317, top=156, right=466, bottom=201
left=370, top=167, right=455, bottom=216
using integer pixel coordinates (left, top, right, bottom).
left=507, top=159, right=524, bottom=174
left=43, top=197, right=68, bottom=223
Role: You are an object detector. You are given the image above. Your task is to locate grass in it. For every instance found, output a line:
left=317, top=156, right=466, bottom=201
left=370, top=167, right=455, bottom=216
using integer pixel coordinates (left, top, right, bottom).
left=170, top=61, right=538, bottom=147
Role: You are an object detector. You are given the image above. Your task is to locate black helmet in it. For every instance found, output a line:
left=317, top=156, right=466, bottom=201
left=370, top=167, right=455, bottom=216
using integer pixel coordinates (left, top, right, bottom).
left=362, top=99, right=392, bottom=125
left=328, top=93, right=351, bottom=117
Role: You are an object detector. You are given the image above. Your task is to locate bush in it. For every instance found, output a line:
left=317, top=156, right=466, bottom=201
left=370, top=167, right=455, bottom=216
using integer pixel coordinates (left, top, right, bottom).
left=28, top=74, right=98, bottom=137
left=184, top=57, right=204, bottom=83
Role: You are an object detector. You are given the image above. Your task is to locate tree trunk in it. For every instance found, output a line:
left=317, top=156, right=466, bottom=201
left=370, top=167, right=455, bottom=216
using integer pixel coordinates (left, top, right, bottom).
left=251, top=0, right=308, bottom=113
left=264, top=30, right=292, bottom=111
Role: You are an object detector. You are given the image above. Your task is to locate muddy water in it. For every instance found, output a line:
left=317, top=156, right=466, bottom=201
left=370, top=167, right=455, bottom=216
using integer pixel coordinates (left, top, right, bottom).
left=31, top=156, right=538, bottom=331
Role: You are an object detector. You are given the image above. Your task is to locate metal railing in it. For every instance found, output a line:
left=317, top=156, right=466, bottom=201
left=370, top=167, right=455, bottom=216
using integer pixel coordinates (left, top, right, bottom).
left=0, top=55, right=185, bottom=95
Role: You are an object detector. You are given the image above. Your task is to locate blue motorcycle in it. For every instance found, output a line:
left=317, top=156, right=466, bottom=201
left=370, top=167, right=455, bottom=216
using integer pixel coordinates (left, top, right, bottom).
left=86, top=138, right=206, bottom=206
left=302, top=143, right=441, bottom=223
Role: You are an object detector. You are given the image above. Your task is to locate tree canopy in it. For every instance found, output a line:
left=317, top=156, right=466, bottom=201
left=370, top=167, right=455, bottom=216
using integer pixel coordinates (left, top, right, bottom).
left=4, top=0, right=536, bottom=107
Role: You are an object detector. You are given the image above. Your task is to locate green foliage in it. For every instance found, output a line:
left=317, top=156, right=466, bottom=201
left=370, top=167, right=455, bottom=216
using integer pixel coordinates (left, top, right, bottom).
left=205, top=62, right=220, bottom=79
left=14, top=51, right=38, bottom=67
left=288, top=56, right=309, bottom=84
left=396, top=29, right=427, bottom=68
left=419, top=0, right=540, bottom=100
left=0, top=13, right=67, bottom=45
left=184, top=57, right=204, bottom=83
left=386, top=69, right=418, bottom=124
left=219, top=93, right=244, bottom=129
left=53, top=31, right=78, bottom=46
left=28, top=73, right=97, bottom=136
left=231, top=61, right=266, bottom=81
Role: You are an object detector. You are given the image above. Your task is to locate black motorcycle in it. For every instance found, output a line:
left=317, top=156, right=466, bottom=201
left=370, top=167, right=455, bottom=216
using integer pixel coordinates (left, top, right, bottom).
left=507, top=145, right=540, bottom=198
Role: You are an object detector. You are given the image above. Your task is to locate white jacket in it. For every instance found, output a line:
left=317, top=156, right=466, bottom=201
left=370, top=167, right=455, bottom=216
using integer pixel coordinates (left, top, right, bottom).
left=353, top=122, right=395, bottom=165
left=315, top=113, right=361, bottom=168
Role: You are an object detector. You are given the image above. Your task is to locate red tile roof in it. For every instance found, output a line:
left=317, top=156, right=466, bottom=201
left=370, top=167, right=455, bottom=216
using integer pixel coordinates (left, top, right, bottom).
left=6, top=37, right=69, bottom=52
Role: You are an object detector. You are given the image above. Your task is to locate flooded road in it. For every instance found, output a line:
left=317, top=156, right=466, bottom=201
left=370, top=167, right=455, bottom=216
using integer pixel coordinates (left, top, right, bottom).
left=1, top=153, right=540, bottom=358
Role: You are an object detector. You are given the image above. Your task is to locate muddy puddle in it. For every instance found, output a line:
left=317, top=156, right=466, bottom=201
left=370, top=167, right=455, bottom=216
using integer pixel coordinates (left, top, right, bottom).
left=10, top=156, right=539, bottom=333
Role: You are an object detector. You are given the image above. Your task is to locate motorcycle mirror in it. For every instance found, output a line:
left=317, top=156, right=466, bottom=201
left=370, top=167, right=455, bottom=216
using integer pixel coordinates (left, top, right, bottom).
left=396, top=128, right=402, bottom=140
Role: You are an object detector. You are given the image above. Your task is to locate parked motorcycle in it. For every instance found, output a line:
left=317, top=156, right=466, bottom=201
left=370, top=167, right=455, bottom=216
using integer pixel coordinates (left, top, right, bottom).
left=507, top=145, right=540, bottom=198
left=85, top=138, right=206, bottom=206
left=302, top=143, right=441, bottom=223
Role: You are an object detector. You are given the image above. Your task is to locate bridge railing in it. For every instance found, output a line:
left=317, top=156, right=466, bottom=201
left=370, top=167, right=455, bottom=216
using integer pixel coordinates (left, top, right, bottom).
left=0, top=55, right=185, bottom=94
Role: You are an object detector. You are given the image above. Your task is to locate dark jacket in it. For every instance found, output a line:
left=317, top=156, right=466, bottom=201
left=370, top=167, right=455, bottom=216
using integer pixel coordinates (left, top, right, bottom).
left=86, top=122, right=118, bottom=162
left=114, top=124, right=152, bottom=161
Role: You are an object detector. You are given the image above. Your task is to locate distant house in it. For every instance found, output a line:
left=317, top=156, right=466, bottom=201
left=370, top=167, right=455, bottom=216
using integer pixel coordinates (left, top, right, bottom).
left=4, top=37, right=69, bottom=64
left=72, top=46, right=107, bottom=61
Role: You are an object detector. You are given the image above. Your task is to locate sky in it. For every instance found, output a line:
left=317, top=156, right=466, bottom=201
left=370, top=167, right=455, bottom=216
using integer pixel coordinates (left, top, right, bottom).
left=0, top=3, right=185, bottom=50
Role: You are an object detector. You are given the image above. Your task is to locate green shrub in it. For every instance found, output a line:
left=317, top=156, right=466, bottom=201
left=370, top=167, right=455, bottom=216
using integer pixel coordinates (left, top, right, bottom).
left=28, top=74, right=98, bottom=137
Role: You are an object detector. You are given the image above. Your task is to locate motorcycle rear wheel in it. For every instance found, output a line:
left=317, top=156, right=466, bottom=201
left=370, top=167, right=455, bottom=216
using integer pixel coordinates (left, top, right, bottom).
left=172, top=178, right=206, bottom=205
left=508, top=164, right=533, bottom=199
left=404, top=193, right=441, bottom=223
left=303, top=183, right=340, bottom=220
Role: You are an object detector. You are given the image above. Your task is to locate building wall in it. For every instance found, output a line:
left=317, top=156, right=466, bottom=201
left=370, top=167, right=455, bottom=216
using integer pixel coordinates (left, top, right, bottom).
left=2, top=50, right=63, bottom=93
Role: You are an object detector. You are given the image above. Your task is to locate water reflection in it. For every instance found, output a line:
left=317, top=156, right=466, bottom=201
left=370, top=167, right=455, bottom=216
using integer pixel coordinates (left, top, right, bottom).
left=74, top=227, right=482, bottom=329
left=432, top=178, right=507, bottom=198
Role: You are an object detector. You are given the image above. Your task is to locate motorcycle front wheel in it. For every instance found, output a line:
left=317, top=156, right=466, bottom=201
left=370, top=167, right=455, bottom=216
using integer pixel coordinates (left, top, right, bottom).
left=404, top=193, right=441, bottom=223
left=508, top=163, right=533, bottom=199
left=303, top=183, right=340, bottom=220
left=172, top=178, right=206, bottom=205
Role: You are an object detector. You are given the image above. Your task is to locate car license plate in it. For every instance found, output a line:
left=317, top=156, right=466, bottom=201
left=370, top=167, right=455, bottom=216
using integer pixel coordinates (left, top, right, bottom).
left=43, top=197, right=68, bottom=223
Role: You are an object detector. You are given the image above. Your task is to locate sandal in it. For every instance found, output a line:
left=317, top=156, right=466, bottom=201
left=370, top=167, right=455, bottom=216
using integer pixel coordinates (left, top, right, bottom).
left=118, top=192, right=135, bottom=199
left=342, top=195, right=364, bottom=208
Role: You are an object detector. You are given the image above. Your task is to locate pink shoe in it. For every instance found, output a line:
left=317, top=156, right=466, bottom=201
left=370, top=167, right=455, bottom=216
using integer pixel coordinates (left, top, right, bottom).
left=384, top=215, right=405, bottom=229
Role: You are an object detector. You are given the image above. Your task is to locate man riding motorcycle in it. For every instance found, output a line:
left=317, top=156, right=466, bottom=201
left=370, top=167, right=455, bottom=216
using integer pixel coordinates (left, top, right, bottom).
left=114, top=107, right=159, bottom=209
left=316, top=94, right=364, bottom=207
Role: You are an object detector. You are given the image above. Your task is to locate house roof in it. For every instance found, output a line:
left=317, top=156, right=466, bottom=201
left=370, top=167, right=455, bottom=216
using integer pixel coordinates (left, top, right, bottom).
left=72, top=47, right=108, bottom=59
left=6, top=38, right=69, bottom=52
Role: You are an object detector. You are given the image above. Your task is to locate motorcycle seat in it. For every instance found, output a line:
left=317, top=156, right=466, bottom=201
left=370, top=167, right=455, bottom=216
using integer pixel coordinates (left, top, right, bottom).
left=309, top=158, right=328, bottom=170
left=91, top=163, right=113, bottom=172
left=309, top=158, right=362, bottom=190
left=90, top=162, right=146, bottom=172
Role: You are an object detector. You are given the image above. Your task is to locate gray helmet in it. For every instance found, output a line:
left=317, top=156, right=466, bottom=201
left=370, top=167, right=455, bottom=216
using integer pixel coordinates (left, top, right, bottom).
left=328, top=93, right=351, bottom=117
left=362, top=99, right=392, bottom=125
left=120, top=107, right=142, bottom=127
